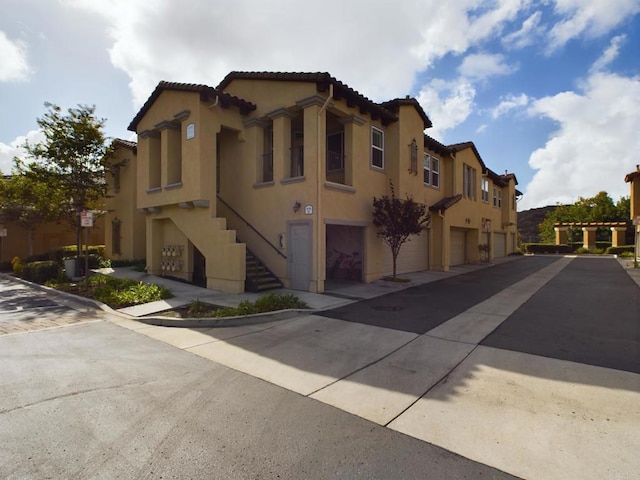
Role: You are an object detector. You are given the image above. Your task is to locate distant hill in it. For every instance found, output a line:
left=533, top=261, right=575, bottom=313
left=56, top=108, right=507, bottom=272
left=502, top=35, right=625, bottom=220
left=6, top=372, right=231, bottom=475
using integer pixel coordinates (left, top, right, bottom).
left=517, top=206, right=557, bottom=243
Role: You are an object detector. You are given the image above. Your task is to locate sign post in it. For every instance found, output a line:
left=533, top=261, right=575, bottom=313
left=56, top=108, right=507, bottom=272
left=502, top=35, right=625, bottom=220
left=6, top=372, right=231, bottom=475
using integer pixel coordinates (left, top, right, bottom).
left=81, top=212, right=94, bottom=288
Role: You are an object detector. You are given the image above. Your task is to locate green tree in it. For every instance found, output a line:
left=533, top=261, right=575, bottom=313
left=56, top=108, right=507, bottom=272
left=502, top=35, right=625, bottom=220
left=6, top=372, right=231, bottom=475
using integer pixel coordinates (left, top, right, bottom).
left=0, top=171, right=65, bottom=256
left=538, top=192, right=631, bottom=243
left=373, top=182, right=430, bottom=279
left=16, top=103, right=114, bottom=252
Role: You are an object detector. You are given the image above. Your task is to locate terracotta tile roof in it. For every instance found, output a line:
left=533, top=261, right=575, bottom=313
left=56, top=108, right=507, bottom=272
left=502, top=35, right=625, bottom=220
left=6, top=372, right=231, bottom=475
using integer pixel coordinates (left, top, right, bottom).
left=624, top=166, right=640, bottom=182
left=217, top=71, right=399, bottom=125
left=113, top=138, right=137, bottom=153
left=424, top=134, right=451, bottom=156
left=429, top=194, right=462, bottom=213
left=380, top=97, right=432, bottom=129
left=448, top=141, right=518, bottom=187
left=128, top=81, right=256, bottom=131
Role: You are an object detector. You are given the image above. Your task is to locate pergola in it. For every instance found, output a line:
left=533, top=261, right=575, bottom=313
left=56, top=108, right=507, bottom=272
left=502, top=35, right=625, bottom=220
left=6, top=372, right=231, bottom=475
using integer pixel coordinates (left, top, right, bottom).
left=553, top=222, right=628, bottom=249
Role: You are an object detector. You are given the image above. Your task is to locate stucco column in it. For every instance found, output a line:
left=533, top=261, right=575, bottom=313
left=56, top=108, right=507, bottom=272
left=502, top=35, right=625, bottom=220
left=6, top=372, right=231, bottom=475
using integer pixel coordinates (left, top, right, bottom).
left=610, top=226, right=627, bottom=247
left=268, top=108, right=293, bottom=180
left=554, top=226, right=568, bottom=245
left=338, top=114, right=365, bottom=187
left=582, top=227, right=597, bottom=250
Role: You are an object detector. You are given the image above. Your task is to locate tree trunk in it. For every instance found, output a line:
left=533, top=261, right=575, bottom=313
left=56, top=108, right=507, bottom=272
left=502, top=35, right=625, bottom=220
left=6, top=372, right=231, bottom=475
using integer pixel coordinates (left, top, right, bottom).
left=392, top=251, right=398, bottom=279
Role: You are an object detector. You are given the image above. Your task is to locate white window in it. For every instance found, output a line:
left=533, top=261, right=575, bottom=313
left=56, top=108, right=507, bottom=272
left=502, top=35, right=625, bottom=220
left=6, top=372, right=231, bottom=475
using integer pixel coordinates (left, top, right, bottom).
left=423, top=153, right=440, bottom=188
left=431, top=156, right=439, bottom=188
left=493, top=187, right=502, bottom=208
left=423, top=153, right=431, bottom=184
left=481, top=177, right=489, bottom=202
left=371, top=127, right=384, bottom=169
left=463, top=164, right=476, bottom=199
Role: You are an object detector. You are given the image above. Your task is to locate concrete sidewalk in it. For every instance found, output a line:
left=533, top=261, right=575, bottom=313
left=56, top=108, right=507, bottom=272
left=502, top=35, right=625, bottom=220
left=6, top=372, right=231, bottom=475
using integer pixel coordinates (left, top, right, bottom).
left=102, top=255, right=640, bottom=480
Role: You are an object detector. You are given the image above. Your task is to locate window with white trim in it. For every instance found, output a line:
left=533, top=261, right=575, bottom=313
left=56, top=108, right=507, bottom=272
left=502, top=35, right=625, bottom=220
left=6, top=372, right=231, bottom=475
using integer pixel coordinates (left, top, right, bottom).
left=493, top=187, right=502, bottom=207
left=423, top=153, right=440, bottom=188
left=463, top=164, right=476, bottom=199
left=431, top=156, right=439, bottom=187
left=481, top=177, right=489, bottom=202
left=371, top=127, right=384, bottom=169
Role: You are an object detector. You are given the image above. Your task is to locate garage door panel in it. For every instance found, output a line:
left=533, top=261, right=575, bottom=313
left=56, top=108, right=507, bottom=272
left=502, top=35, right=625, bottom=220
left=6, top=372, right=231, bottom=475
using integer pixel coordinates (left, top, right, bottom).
left=382, top=231, right=429, bottom=275
left=494, top=232, right=506, bottom=258
left=450, top=229, right=466, bottom=266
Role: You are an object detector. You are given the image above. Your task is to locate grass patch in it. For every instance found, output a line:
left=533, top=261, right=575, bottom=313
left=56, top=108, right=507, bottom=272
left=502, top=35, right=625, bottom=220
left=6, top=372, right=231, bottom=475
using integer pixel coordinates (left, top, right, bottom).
left=45, top=274, right=172, bottom=309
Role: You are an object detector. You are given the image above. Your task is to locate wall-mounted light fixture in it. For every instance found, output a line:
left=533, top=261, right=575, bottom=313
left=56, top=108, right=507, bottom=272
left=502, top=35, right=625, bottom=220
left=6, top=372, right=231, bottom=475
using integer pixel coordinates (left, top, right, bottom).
left=293, top=201, right=301, bottom=213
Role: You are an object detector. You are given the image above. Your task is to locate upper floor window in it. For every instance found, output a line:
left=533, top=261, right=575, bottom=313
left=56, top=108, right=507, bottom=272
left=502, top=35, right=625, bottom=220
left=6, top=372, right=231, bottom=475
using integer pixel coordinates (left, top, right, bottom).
left=423, top=153, right=440, bottom=188
left=481, top=177, right=489, bottom=202
left=493, top=187, right=502, bottom=208
left=112, top=165, right=121, bottom=194
left=463, top=164, right=476, bottom=199
left=371, top=127, right=384, bottom=169
left=261, top=124, right=274, bottom=183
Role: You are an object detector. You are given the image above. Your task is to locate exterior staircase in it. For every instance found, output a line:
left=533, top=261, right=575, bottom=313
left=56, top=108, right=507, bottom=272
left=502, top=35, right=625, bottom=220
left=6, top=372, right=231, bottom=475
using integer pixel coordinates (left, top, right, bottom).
left=245, top=248, right=283, bottom=292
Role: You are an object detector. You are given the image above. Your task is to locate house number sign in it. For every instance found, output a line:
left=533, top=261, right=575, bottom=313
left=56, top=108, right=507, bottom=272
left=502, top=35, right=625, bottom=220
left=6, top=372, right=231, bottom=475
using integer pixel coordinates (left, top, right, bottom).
left=304, top=205, right=313, bottom=215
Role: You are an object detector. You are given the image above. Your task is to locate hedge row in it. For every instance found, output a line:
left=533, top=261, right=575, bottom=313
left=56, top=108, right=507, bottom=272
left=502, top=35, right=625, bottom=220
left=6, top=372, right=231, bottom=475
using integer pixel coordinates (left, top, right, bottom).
left=522, top=243, right=636, bottom=255
left=25, top=245, right=105, bottom=264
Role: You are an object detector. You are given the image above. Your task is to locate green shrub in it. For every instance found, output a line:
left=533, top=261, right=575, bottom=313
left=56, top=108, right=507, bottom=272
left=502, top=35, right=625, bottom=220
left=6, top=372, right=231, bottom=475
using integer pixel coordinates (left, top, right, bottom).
left=212, top=293, right=309, bottom=318
left=110, top=258, right=146, bottom=268
left=618, top=251, right=635, bottom=258
left=45, top=274, right=172, bottom=309
left=52, top=245, right=105, bottom=263
left=575, top=247, right=590, bottom=254
left=606, top=245, right=635, bottom=255
left=12, top=257, right=23, bottom=275
left=20, top=260, right=61, bottom=284
left=521, top=243, right=574, bottom=254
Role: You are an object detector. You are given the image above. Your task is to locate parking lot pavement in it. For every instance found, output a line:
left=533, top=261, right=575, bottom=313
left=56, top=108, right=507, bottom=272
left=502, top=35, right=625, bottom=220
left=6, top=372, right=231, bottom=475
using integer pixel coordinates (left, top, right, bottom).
left=0, top=278, right=99, bottom=335
left=481, top=256, right=640, bottom=373
left=316, top=255, right=559, bottom=333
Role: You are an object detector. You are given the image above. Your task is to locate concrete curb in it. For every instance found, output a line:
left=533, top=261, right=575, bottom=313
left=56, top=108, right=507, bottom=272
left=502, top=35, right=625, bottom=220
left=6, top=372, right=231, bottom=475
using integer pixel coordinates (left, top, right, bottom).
left=0, top=272, right=312, bottom=328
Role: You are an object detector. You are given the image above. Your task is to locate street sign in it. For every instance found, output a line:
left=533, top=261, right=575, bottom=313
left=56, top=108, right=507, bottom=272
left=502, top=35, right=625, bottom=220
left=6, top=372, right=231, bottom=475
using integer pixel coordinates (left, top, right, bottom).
left=80, top=211, right=94, bottom=227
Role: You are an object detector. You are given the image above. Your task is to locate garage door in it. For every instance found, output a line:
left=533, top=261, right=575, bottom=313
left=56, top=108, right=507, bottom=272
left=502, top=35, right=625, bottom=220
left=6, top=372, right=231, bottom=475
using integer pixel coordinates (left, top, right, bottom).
left=450, top=228, right=466, bottom=266
left=382, top=230, right=429, bottom=275
left=494, top=232, right=506, bottom=258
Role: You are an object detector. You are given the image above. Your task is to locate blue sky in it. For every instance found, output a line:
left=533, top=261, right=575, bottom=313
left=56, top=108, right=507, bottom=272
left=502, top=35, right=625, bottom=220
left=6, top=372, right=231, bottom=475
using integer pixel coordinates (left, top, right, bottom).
left=1, top=0, right=639, bottom=210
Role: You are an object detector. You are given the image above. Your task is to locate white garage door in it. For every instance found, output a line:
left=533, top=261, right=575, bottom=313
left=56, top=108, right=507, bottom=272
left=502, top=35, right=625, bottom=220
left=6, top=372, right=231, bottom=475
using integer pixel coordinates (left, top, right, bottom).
left=450, top=228, right=466, bottom=266
left=494, top=232, right=507, bottom=258
left=382, top=230, right=429, bottom=275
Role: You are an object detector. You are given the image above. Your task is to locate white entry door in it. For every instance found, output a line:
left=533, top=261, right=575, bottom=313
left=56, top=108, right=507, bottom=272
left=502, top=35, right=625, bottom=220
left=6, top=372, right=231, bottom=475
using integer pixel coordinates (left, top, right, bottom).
left=288, top=222, right=312, bottom=291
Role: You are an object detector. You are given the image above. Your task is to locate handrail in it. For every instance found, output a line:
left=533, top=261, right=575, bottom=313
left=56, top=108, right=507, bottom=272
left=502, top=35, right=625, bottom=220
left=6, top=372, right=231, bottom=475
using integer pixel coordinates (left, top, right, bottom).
left=216, top=195, right=287, bottom=259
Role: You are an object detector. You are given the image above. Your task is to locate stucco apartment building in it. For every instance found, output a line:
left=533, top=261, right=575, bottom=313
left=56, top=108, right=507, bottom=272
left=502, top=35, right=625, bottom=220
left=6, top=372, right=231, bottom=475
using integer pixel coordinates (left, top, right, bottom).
left=624, top=165, right=640, bottom=255
left=109, top=72, right=519, bottom=294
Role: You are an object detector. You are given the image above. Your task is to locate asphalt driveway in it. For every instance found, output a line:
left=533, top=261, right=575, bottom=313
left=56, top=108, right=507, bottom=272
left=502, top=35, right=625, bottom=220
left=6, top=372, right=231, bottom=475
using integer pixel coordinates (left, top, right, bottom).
left=318, top=255, right=559, bottom=333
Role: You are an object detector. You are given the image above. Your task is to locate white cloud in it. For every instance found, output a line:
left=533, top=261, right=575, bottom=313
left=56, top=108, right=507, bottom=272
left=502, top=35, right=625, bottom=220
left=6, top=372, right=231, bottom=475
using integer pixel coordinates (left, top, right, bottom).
left=491, top=93, right=529, bottom=118
left=417, top=78, right=476, bottom=141
left=520, top=71, right=640, bottom=209
left=476, top=124, right=488, bottom=134
left=0, top=31, right=31, bottom=82
left=458, top=53, right=517, bottom=80
left=0, top=130, right=44, bottom=174
left=502, top=11, right=543, bottom=48
left=590, top=34, right=626, bottom=73
left=547, top=0, right=640, bottom=52
left=65, top=0, right=531, bottom=107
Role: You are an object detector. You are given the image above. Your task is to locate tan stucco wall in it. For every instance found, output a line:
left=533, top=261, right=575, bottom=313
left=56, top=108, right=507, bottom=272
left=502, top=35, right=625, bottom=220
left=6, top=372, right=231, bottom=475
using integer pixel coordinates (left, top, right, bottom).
left=1, top=218, right=104, bottom=263
left=105, top=143, right=146, bottom=260
left=128, top=79, right=519, bottom=293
